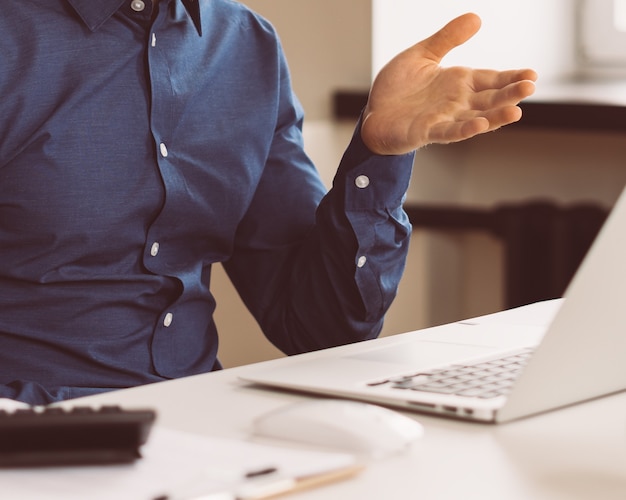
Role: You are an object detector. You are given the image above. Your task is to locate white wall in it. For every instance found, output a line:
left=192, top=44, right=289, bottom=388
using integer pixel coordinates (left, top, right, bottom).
left=579, top=0, right=626, bottom=68
left=372, top=0, right=578, bottom=82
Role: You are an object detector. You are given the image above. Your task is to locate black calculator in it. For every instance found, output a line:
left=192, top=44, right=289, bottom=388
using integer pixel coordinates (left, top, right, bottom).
left=0, top=405, right=157, bottom=467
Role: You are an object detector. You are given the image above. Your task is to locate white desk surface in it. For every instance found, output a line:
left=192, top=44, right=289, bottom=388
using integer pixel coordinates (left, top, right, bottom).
left=69, top=300, right=626, bottom=500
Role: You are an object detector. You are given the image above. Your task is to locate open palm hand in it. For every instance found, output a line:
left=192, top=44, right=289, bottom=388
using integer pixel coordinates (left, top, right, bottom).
left=361, top=13, right=538, bottom=155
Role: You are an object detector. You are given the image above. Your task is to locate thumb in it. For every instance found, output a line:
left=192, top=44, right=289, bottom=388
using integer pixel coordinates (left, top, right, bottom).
left=418, top=12, right=482, bottom=63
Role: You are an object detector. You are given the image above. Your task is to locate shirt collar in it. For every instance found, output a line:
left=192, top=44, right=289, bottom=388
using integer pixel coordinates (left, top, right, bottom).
left=67, top=0, right=202, bottom=35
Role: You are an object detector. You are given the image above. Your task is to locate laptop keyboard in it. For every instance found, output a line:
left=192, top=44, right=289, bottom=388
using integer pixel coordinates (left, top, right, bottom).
left=367, top=349, right=534, bottom=399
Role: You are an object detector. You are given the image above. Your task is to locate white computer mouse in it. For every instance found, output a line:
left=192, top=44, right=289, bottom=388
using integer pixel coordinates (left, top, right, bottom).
left=251, top=399, right=423, bottom=458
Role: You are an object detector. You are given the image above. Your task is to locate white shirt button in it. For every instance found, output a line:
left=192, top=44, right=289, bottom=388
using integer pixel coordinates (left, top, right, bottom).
left=357, top=256, right=367, bottom=268
left=151, top=33, right=157, bottom=47
left=150, top=242, right=160, bottom=257
left=355, top=175, right=370, bottom=189
left=160, top=142, right=168, bottom=158
left=130, top=0, right=145, bottom=12
left=163, top=312, right=173, bottom=327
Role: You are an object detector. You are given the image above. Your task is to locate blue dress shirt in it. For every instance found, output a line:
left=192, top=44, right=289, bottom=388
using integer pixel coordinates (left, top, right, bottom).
left=0, top=0, right=414, bottom=404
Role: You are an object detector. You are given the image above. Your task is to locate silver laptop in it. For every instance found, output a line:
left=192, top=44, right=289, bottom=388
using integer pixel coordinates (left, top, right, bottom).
left=240, top=186, right=626, bottom=423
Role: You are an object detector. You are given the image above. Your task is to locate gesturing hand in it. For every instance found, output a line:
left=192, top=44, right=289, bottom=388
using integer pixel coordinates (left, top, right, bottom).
left=361, top=13, right=538, bottom=155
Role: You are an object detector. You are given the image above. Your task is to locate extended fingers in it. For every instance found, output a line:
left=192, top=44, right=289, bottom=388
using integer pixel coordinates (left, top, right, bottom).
left=427, top=104, right=522, bottom=145
left=469, top=77, right=536, bottom=114
left=479, top=105, right=524, bottom=129
left=426, top=117, right=490, bottom=145
left=471, top=68, right=538, bottom=93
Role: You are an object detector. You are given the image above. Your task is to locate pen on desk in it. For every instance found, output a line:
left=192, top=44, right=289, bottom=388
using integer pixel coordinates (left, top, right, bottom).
left=235, top=465, right=364, bottom=500
left=153, top=463, right=363, bottom=500
left=244, top=466, right=277, bottom=478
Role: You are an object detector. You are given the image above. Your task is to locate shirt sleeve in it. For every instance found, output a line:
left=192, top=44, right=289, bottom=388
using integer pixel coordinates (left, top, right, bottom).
left=223, top=102, right=415, bottom=355
left=222, top=35, right=414, bottom=354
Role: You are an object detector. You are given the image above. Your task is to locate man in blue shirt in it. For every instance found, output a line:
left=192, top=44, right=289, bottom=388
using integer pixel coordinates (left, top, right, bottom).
left=0, top=1, right=536, bottom=404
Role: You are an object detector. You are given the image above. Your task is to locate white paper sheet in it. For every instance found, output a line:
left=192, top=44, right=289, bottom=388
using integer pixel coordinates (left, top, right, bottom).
left=0, top=426, right=359, bottom=500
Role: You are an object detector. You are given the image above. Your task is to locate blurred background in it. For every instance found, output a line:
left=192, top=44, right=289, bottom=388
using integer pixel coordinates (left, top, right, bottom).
left=216, top=1, right=626, bottom=367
